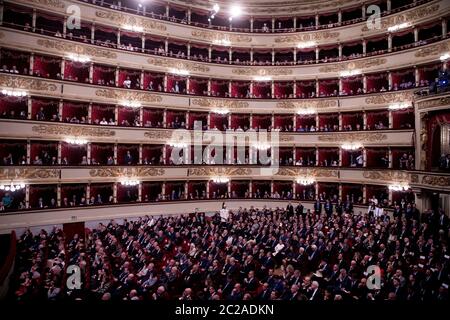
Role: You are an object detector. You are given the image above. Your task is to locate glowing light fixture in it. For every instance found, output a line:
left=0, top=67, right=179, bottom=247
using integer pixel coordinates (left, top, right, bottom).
left=252, top=142, right=271, bottom=150
left=341, top=143, right=363, bottom=150
left=387, top=22, right=409, bottom=32
left=388, top=102, right=412, bottom=110
left=388, top=183, right=410, bottom=191
left=211, top=176, right=230, bottom=183
left=212, top=108, right=230, bottom=115
left=297, top=41, right=316, bottom=49
left=168, top=142, right=188, bottom=148
left=67, top=53, right=91, bottom=63
left=169, top=68, right=190, bottom=76
left=1, top=89, right=27, bottom=97
left=229, top=5, right=242, bottom=20
left=296, top=177, right=315, bottom=186
left=440, top=53, right=450, bottom=61
left=120, top=179, right=140, bottom=186
left=340, top=69, right=362, bottom=77
left=122, top=24, right=144, bottom=32
left=0, top=182, right=26, bottom=192
left=213, top=4, right=220, bottom=13
left=121, top=101, right=142, bottom=108
left=65, top=137, right=88, bottom=145
left=213, top=39, right=231, bottom=46
left=253, top=75, right=272, bottom=81
left=296, top=108, right=316, bottom=115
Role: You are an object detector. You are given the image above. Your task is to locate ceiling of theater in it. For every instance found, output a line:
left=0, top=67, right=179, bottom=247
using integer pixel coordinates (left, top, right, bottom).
left=170, top=0, right=365, bottom=16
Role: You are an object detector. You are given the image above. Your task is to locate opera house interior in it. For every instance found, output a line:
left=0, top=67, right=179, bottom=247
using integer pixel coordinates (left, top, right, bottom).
left=0, top=0, right=449, bottom=304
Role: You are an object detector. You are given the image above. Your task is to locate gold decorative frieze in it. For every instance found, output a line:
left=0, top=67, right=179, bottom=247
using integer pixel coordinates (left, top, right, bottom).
left=191, top=98, right=249, bottom=109
left=365, top=92, right=413, bottom=104
left=0, top=74, right=57, bottom=92
left=318, top=58, right=387, bottom=73
left=37, top=39, right=117, bottom=59
left=421, top=175, right=450, bottom=187
left=95, top=89, right=162, bottom=104
left=318, top=133, right=387, bottom=142
left=191, top=30, right=252, bottom=43
left=147, top=57, right=209, bottom=73
left=188, top=167, right=252, bottom=176
left=280, top=135, right=294, bottom=142
left=26, top=0, right=65, bottom=9
left=275, top=31, right=339, bottom=44
left=232, top=68, right=293, bottom=76
left=0, top=168, right=60, bottom=180
left=32, top=125, right=115, bottom=137
left=417, top=96, right=450, bottom=110
left=95, top=11, right=166, bottom=31
left=277, top=168, right=339, bottom=178
left=277, top=100, right=338, bottom=109
left=415, top=41, right=450, bottom=58
left=362, top=170, right=410, bottom=182
left=362, top=3, right=440, bottom=32
left=144, top=130, right=174, bottom=140
left=89, top=167, right=166, bottom=178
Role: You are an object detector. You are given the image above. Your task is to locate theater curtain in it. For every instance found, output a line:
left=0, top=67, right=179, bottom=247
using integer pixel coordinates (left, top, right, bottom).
left=95, top=25, right=118, bottom=42
left=33, top=55, right=61, bottom=78
left=319, top=79, right=338, bottom=95
left=93, top=65, right=115, bottom=85
left=274, top=115, right=293, bottom=128
left=318, top=148, right=339, bottom=164
left=189, top=78, right=208, bottom=95
left=392, top=109, right=414, bottom=129
left=118, top=107, right=139, bottom=125
left=143, top=72, right=163, bottom=89
left=274, top=82, right=293, bottom=98
left=391, top=68, right=415, bottom=85
left=342, top=113, right=363, bottom=128
left=296, top=81, right=315, bottom=97
left=0, top=49, right=30, bottom=72
left=426, top=112, right=450, bottom=169
left=252, top=115, right=271, bottom=129
left=30, top=142, right=57, bottom=160
left=0, top=96, right=27, bottom=116
left=142, top=182, right=162, bottom=201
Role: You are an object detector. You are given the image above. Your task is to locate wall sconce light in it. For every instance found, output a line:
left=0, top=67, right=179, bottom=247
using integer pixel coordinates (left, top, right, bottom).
left=296, top=108, right=316, bottom=115
left=341, top=143, right=363, bottom=150
left=67, top=53, right=91, bottom=63
left=65, top=137, right=88, bottom=145
left=1, top=89, right=27, bottom=97
left=340, top=69, right=361, bottom=77
left=211, top=176, right=230, bottom=183
left=388, top=183, right=410, bottom=191
left=388, top=102, right=412, bottom=110
left=295, top=177, right=315, bottom=186
left=252, top=142, right=271, bottom=150
left=297, top=41, right=316, bottom=49
left=168, top=142, right=188, bottom=148
left=121, top=101, right=142, bottom=108
left=0, top=182, right=26, bottom=192
left=169, top=68, right=190, bottom=76
left=253, top=75, right=272, bottom=81
left=120, top=179, right=140, bottom=186
left=387, top=22, right=409, bottom=32
left=212, top=108, right=230, bottom=115
left=122, top=24, right=144, bottom=32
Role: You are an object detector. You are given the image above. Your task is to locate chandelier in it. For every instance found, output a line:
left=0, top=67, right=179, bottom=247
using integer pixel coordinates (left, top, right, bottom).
left=296, top=177, right=315, bottom=186
left=0, top=182, right=26, bottom=192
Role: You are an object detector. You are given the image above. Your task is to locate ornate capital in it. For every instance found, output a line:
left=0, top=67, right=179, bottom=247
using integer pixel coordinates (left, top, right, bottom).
left=277, top=100, right=337, bottom=109
left=95, top=11, right=166, bottom=32
left=188, top=167, right=252, bottom=176
left=275, top=31, right=339, bottom=44
left=191, top=98, right=249, bottom=109
left=232, top=68, right=293, bottom=76
left=318, top=58, right=386, bottom=73
left=365, top=92, right=413, bottom=104
left=191, top=30, right=252, bottom=44
left=362, top=170, right=410, bottom=182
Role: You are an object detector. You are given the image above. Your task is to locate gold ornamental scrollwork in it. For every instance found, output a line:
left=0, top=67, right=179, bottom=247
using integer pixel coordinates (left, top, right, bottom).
left=37, top=39, right=117, bottom=59
left=144, top=130, right=174, bottom=140
left=232, top=68, right=293, bottom=76
left=277, top=100, right=338, bottom=110
left=0, top=168, right=60, bottom=180
left=365, top=92, right=413, bottom=104
left=95, top=11, right=166, bottom=31
left=276, top=168, right=338, bottom=178
left=318, top=58, right=387, bottom=73
left=191, top=98, right=249, bottom=110
left=318, top=133, right=388, bottom=143
left=415, top=41, right=450, bottom=58
left=191, top=30, right=252, bottom=43
left=32, top=125, right=116, bottom=137
left=361, top=3, right=440, bottom=32
left=95, top=89, right=162, bottom=104
left=188, top=167, right=252, bottom=176
left=421, top=175, right=450, bottom=187
left=147, top=57, right=209, bottom=73
left=362, top=171, right=410, bottom=182
left=89, top=167, right=166, bottom=178
left=275, top=31, right=339, bottom=44
left=0, top=74, right=57, bottom=92
left=417, top=96, right=450, bottom=110
left=27, top=0, right=65, bottom=9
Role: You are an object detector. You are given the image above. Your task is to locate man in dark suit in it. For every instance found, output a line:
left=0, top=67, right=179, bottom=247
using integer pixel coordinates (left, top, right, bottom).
left=306, top=281, right=323, bottom=301
left=324, top=200, right=333, bottom=217
left=286, top=202, right=294, bottom=217
left=257, top=283, right=272, bottom=301
left=314, top=199, right=322, bottom=214
left=295, top=202, right=304, bottom=218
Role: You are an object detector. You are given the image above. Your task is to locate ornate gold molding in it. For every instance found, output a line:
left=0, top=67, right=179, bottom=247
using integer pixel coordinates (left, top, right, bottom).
left=191, top=30, right=252, bottom=43
left=37, top=39, right=117, bottom=59
left=232, top=68, right=293, bottom=76
left=0, top=74, right=57, bottom=92
left=26, top=0, right=65, bottom=9
left=365, top=92, right=413, bottom=104
left=188, top=167, right=252, bottom=176
left=147, top=57, right=209, bottom=73
left=32, top=125, right=115, bottom=137
left=280, top=135, right=294, bottom=142
left=276, top=100, right=338, bottom=109
left=417, top=96, right=450, bottom=110
left=95, top=11, right=166, bottom=31
left=275, top=31, right=339, bottom=44
left=191, top=98, right=249, bottom=109
left=362, top=170, right=410, bottom=182
left=144, top=130, right=174, bottom=140
left=421, top=175, right=450, bottom=187
left=362, top=3, right=440, bottom=31
left=318, top=58, right=387, bottom=73
left=276, top=168, right=339, bottom=178
left=89, top=167, right=166, bottom=178
left=415, top=41, right=450, bottom=58
left=95, top=89, right=162, bottom=104
left=0, top=168, right=60, bottom=180
left=318, top=132, right=387, bottom=142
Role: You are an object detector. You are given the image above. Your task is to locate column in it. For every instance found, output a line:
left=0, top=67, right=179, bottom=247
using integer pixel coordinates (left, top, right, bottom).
left=60, top=58, right=65, bottom=80
left=338, top=44, right=342, bottom=59
left=271, top=113, right=275, bottom=129
left=63, top=17, right=67, bottom=38
left=293, top=114, right=297, bottom=130
left=271, top=81, right=275, bottom=98
left=87, top=143, right=91, bottom=164
left=338, top=78, right=343, bottom=95
left=140, top=70, right=144, bottom=90
left=86, top=185, right=90, bottom=204
left=250, top=113, right=253, bottom=129
left=165, top=39, right=169, bottom=54
left=315, top=79, right=319, bottom=97
left=27, top=99, right=32, bottom=120
left=250, top=18, right=254, bottom=32
left=338, top=113, right=342, bottom=131
left=32, top=9, right=36, bottom=32
left=26, top=140, right=31, bottom=164
left=117, top=29, right=121, bottom=46
left=139, top=144, right=143, bottom=164
left=388, top=72, right=392, bottom=90
left=89, top=62, right=94, bottom=83
left=207, top=79, right=211, bottom=96
left=57, top=142, right=62, bottom=164
left=115, top=67, right=119, bottom=87
left=388, top=34, right=392, bottom=52
left=363, top=75, right=367, bottom=93
left=113, top=144, right=119, bottom=165
left=315, top=14, right=319, bottom=28
left=250, top=49, right=254, bottom=63
left=91, top=24, right=95, bottom=44
left=363, top=185, right=367, bottom=204
left=414, top=28, right=419, bottom=43
left=270, top=181, right=274, bottom=194
left=362, top=4, right=366, bottom=19
left=315, top=47, right=319, bottom=63
left=58, top=100, right=63, bottom=120
left=88, top=102, right=92, bottom=123
left=229, top=48, right=233, bottom=64
left=293, top=80, right=297, bottom=97
left=293, top=48, right=297, bottom=64
left=388, top=147, right=393, bottom=168
left=187, top=44, right=191, bottom=59
left=338, top=148, right=342, bottom=166
left=272, top=18, right=275, bottom=32
left=163, top=109, right=167, bottom=127
left=187, top=8, right=191, bottom=24
left=25, top=185, right=30, bottom=209
left=338, top=184, right=342, bottom=200
left=115, top=105, right=119, bottom=125
left=272, top=49, right=275, bottom=65
left=163, top=145, right=167, bottom=164
left=363, top=112, right=367, bottom=130
left=206, top=182, right=210, bottom=199
left=186, top=77, right=191, bottom=94
left=388, top=110, right=393, bottom=129
left=163, top=73, right=168, bottom=92
left=415, top=67, right=420, bottom=87
left=29, top=53, right=34, bottom=75
left=442, top=19, right=447, bottom=38
left=388, top=189, right=393, bottom=205
left=362, top=39, right=367, bottom=56
left=207, top=112, right=211, bottom=129
left=338, top=10, right=342, bottom=25
left=227, top=181, right=231, bottom=196
left=363, top=148, right=367, bottom=167
left=0, top=4, right=3, bottom=25
left=208, top=47, right=212, bottom=62
left=315, top=148, right=319, bottom=166
left=113, top=183, right=117, bottom=204
left=387, top=0, right=391, bottom=13
left=315, top=182, right=319, bottom=198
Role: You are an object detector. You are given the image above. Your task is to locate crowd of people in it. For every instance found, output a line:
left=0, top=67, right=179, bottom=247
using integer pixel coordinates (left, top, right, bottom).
left=9, top=199, right=449, bottom=302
